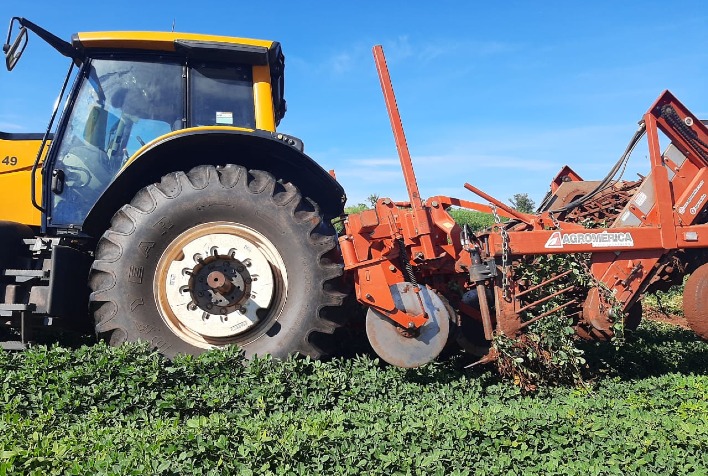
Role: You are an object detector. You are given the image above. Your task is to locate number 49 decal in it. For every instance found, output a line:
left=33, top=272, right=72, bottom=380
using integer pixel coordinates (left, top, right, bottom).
left=2, top=156, right=18, bottom=166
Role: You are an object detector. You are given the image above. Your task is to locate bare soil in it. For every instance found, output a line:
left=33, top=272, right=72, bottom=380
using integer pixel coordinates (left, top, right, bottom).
left=643, top=307, right=690, bottom=329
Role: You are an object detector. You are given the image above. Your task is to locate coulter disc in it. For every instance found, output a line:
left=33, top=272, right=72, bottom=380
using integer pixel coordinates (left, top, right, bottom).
left=366, top=284, right=450, bottom=368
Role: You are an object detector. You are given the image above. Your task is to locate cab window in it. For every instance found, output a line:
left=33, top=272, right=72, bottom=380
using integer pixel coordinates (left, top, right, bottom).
left=190, top=63, right=254, bottom=128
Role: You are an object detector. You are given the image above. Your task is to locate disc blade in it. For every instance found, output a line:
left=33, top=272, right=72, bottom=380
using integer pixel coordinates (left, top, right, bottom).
left=366, top=285, right=450, bottom=368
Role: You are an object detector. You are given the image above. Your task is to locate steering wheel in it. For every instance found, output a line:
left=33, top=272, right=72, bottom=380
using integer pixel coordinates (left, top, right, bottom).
left=63, top=164, right=92, bottom=188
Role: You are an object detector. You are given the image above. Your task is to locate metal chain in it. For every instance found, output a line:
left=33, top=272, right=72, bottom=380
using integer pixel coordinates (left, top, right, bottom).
left=661, top=105, right=708, bottom=161
left=549, top=211, right=561, bottom=230
left=490, top=203, right=511, bottom=300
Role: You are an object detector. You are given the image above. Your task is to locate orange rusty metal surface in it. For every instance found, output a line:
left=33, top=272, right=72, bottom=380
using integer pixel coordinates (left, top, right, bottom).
left=550, top=165, right=584, bottom=193
left=372, top=45, right=424, bottom=212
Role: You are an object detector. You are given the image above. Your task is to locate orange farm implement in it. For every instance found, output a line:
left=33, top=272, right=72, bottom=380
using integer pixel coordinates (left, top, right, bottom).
left=339, top=46, right=707, bottom=367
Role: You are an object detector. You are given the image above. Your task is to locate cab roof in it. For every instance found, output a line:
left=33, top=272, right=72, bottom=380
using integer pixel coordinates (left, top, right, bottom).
left=72, top=31, right=276, bottom=52
left=71, top=30, right=287, bottom=124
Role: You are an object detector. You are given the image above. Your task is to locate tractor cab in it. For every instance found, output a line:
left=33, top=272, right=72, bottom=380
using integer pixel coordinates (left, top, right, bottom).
left=49, top=51, right=264, bottom=225
left=3, top=18, right=287, bottom=230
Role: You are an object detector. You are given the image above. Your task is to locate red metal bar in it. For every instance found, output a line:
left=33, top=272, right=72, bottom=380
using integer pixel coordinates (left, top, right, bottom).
left=515, top=270, right=574, bottom=298
left=517, top=285, right=575, bottom=313
left=372, top=45, right=424, bottom=211
left=518, top=300, right=578, bottom=330
left=428, top=195, right=516, bottom=219
left=645, top=112, right=678, bottom=249
left=486, top=226, right=693, bottom=256
left=464, top=182, right=534, bottom=224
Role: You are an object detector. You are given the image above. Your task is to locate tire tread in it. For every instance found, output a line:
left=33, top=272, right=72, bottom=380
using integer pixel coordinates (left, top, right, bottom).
left=89, top=164, right=347, bottom=359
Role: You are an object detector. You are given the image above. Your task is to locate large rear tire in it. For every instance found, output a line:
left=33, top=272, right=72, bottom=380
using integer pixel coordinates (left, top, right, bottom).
left=683, top=263, right=708, bottom=341
left=88, top=164, right=346, bottom=359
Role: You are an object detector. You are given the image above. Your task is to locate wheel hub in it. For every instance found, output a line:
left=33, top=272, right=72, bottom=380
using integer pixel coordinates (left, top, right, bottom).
left=157, top=226, right=278, bottom=341
left=189, top=254, right=252, bottom=314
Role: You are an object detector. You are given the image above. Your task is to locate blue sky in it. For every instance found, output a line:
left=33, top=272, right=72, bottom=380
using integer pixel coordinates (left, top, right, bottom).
left=2, top=1, right=707, bottom=209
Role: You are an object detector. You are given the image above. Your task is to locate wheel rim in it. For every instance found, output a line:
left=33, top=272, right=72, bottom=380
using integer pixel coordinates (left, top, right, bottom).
left=154, top=221, right=287, bottom=348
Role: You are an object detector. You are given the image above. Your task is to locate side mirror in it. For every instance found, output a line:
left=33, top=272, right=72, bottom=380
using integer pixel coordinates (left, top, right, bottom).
left=3, top=25, right=28, bottom=71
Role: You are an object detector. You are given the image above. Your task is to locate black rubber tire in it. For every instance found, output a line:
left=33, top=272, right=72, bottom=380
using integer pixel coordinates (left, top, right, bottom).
left=88, top=164, right=346, bottom=359
left=624, top=301, right=642, bottom=332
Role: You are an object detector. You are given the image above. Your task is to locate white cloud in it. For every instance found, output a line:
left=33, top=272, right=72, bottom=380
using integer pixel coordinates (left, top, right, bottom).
left=348, top=158, right=400, bottom=167
left=382, top=36, right=414, bottom=62
left=291, top=35, right=519, bottom=80
left=0, top=122, right=25, bottom=132
left=326, top=120, right=657, bottom=210
left=329, top=52, right=355, bottom=75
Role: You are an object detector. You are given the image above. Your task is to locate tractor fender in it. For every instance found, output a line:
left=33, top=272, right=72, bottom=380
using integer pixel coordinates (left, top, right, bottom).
left=82, top=129, right=346, bottom=237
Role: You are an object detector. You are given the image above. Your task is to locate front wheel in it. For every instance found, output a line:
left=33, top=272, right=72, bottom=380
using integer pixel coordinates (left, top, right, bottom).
left=89, top=164, right=346, bottom=358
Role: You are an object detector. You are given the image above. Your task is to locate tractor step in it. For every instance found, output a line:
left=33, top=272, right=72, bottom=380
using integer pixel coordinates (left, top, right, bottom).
left=2, top=269, right=49, bottom=278
left=0, top=303, right=35, bottom=317
left=0, top=341, right=26, bottom=350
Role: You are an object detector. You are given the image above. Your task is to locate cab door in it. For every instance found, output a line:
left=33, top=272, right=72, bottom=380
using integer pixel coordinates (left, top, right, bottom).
left=47, top=56, right=184, bottom=228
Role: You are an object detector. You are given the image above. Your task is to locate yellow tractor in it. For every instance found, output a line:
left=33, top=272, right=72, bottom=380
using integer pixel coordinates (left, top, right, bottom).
left=0, top=18, right=347, bottom=355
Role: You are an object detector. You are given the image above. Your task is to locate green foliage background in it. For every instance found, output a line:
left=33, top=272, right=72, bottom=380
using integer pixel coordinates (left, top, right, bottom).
left=447, top=208, right=496, bottom=231
left=1, top=322, right=706, bottom=475
left=339, top=205, right=495, bottom=234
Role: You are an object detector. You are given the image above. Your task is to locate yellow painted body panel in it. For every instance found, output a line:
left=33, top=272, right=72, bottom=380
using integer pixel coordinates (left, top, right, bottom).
left=121, top=126, right=255, bottom=170
left=0, top=136, right=47, bottom=226
left=74, top=31, right=274, bottom=52
left=253, top=65, right=275, bottom=131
